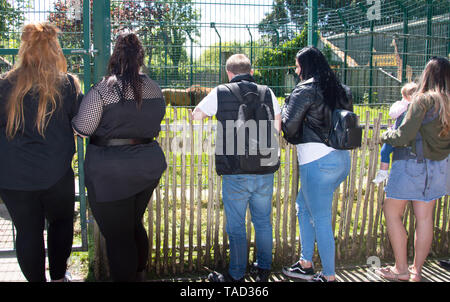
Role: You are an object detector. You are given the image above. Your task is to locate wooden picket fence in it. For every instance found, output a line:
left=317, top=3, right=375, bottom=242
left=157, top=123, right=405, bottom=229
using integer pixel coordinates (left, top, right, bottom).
left=91, top=110, right=450, bottom=279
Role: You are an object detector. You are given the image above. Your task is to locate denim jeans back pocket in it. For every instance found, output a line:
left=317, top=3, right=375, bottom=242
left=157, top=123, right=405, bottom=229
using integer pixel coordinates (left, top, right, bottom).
left=318, top=161, right=339, bottom=172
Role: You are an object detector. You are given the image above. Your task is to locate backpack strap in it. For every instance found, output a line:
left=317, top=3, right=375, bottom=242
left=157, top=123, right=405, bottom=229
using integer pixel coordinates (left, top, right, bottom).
left=224, top=83, right=245, bottom=104
left=256, top=85, right=268, bottom=105
left=256, top=85, right=274, bottom=120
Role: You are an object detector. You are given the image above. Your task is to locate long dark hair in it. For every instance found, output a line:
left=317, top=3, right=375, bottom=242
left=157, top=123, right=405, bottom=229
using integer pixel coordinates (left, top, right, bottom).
left=296, top=46, right=348, bottom=111
left=107, top=32, right=145, bottom=107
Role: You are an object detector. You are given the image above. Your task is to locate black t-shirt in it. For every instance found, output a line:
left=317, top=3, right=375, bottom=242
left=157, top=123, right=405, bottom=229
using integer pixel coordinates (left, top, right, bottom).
left=0, top=74, right=82, bottom=190
left=72, top=75, right=167, bottom=202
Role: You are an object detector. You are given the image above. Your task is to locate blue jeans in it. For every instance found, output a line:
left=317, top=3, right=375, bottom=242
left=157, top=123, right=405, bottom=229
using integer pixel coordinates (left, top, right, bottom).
left=222, top=174, right=274, bottom=280
left=296, top=150, right=350, bottom=276
left=380, top=143, right=394, bottom=164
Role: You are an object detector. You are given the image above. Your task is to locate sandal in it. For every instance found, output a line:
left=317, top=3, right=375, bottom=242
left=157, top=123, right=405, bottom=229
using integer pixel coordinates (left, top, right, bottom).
left=375, top=266, right=410, bottom=281
left=408, top=266, right=422, bottom=282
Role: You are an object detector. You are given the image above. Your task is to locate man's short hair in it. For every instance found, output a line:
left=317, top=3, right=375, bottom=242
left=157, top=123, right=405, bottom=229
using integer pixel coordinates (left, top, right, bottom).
left=226, top=54, right=252, bottom=75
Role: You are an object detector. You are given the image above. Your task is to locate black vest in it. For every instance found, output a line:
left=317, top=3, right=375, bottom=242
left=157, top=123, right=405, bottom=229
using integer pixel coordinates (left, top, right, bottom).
left=215, top=74, right=280, bottom=175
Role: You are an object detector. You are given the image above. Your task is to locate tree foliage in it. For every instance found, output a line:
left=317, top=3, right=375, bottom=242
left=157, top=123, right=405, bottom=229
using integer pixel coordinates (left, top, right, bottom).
left=258, top=0, right=356, bottom=45
left=47, top=0, right=200, bottom=78
left=0, top=0, right=27, bottom=43
left=254, top=26, right=308, bottom=95
left=110, top=0, right=200, bottom=77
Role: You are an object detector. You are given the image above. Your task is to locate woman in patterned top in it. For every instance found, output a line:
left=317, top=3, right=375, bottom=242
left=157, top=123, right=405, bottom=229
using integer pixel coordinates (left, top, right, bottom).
left=72, top=32, right=167, bottom=282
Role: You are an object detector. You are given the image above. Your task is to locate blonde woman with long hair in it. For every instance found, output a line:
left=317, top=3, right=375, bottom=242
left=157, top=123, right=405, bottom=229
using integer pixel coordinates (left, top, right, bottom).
left=0, top=23, right=82, bottom=282
left=376, top=57, right=450, bottom=282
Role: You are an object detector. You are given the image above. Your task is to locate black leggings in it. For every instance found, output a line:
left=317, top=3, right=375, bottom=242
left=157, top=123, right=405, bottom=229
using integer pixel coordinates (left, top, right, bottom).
left=88, top=179, right=160, bottom=282
left=0, top=169, right=75, bottom=282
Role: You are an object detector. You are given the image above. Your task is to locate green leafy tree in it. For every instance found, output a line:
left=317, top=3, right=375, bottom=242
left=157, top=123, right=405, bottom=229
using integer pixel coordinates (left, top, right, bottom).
left=47, top=0, right=85, bottom=49
left=0, top=0, right=28, bottom=45
left=195, top=41, right=246, bottom=71
left=110, top=0, right=200, bottom=78
left=254, top=26, right=308, bottom=96
left=258, top=0, right=356, bottom=45
left=48, top=0, right=200, bottom=80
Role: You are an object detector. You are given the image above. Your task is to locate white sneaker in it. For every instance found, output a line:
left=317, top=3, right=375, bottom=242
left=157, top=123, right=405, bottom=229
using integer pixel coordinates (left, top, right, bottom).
left=372, top=170, right=389, bottom=184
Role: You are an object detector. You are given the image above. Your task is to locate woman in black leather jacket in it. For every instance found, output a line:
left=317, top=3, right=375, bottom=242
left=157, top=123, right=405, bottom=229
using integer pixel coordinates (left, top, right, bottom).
left=281, top=46, right=352, bottom=282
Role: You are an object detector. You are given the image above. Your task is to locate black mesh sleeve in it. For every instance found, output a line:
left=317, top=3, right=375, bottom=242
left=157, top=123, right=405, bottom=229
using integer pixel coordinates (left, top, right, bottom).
left=71, top=86, right=103, bottom=137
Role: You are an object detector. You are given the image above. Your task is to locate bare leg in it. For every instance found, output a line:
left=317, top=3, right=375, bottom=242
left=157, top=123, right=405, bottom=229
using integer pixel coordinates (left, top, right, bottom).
left=410, top=199, right=436, bottom=281
left=383, top=198, right=409, bottom=274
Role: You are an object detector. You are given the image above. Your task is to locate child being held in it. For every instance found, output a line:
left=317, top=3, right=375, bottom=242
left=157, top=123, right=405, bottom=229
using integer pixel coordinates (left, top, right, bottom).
left=372, top=82, right=418, bottom=184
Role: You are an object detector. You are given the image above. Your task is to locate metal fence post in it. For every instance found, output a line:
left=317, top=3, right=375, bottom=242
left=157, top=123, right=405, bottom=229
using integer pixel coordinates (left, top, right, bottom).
left=93, top=0, right=111, bottom=83
left=185, top=29, right=194, bottom=88
left=246, top=25, right=253, bottom=64
left=308, top=0, right=318, bottom=47
left=211, top=22, right=222, bottom=84
left=337, top=9, right=349, bottom=84
left=160, top=21, right=169, bottom=87
left=76, top=0, right=93, bottom=252
left=402, top=5, right=409, bottom=83
left=426, top=0, right=433, bottom=62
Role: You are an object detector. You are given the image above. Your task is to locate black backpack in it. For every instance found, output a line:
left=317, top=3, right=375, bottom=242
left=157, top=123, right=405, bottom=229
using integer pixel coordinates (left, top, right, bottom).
left=326, top=109, right=363, bottom=150
left=223, top=83, right=280, bottom=172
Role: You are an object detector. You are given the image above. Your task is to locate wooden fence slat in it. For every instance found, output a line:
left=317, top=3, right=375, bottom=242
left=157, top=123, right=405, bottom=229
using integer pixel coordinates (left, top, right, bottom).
left=179, top=114, right=187, bottom=273
left=274, top=140, right=283, bottom=264
left=147, top=190, right=154, bottom=271
left=290, top=149, right=299, bottom=263
left=188, top=115, right=195, bottom=271
left=282, top=144, right=291, bottom=258
left=163, top=118, right=170, bottom=274
left=439, top=196, right=449, bottom=253
left=337, top=177, right=348, bottom=260
left=205, top=121, right=213, bottom=266
left=196, top=119, right=204, bottom=270
left=214, top=173, right=222, bottom=267
left=342, top=143, right=359, bottom=257
left=351, top=112, right=370, bottom=255
left=155, top=172, right=162, bottom=275
left=222, top=194, right=228, bottom=269
left=332, top=186, right=340, bottom=235
left=171, top=128, right=178, bottom=274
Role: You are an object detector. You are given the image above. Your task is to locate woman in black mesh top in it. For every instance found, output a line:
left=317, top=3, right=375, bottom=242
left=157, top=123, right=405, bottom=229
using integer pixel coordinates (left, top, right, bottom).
left=72, top=33, right=167, bottom=282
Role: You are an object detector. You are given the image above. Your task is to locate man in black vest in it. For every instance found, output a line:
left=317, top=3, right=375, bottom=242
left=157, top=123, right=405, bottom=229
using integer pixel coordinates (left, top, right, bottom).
left=190, top=54, right=281, bottom=282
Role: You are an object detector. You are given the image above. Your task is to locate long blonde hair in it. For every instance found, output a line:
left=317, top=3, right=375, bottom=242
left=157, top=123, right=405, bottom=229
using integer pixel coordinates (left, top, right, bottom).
left=4, top=22, right=68, bottom=139
left=414, top=57, right=450, bottom=137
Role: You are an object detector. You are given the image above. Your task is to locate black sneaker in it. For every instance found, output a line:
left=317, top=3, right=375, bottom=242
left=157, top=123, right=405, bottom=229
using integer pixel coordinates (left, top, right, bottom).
left=250, top=263, right=271, bottom=282
left=439, top=259, right=450, bottom=271
left=310, top=272, right=336, bottom=282
left=282, top=261, right=314, bottom=280
left=207, top=271, right=244, bottom=282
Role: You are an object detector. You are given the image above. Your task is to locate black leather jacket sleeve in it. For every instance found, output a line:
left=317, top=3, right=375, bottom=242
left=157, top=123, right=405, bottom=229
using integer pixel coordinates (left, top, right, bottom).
left=281, top=80, right=318, bottom=144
